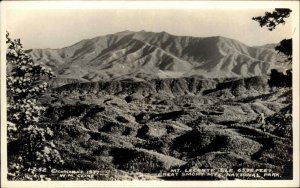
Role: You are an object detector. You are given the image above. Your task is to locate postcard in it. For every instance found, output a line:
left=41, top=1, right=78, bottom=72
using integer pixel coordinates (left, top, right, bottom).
left=1, top=1, right=299, bottom=187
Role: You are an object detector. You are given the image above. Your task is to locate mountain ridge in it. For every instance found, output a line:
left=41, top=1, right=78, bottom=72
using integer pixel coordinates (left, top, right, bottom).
left=28, top=30, right=287, bottom=82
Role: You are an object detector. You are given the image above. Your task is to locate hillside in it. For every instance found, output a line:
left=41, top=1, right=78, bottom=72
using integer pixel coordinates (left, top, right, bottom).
left=38, top=75, right=293, bottom=180
left=28, top=31, right=287, bottom=82
left=22, top=31, right=293, bottom=180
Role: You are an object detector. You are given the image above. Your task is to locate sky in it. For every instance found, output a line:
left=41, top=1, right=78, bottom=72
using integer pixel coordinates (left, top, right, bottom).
left=6, top=7, right=294, bottom=49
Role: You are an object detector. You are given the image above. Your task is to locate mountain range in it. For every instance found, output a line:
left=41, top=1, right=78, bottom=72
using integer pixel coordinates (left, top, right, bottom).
left=26, top=31, right=293, bottom=180
left=28, top=30, right=287, bottom=82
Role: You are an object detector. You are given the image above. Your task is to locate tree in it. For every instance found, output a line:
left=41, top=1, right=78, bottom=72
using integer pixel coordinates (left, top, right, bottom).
left=253, top=8, right=293, bottom=87
left=252, top=8, right=291, bottom=31
left=268, top=69, right=291, bottom=87
left=253, top=8, right=293, bottom=140
left=252, top=8, right=292, bottom=64
left=275, top=39, right=292, bottom=64
left=6, top=32, right=63, bottom=180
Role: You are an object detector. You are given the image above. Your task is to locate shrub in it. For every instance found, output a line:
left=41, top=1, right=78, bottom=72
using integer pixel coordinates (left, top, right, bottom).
left=266, top=112, right=292, bottom=138
left=6, top=32, right=63, bottom=180
left=268, top=69, right=292, bottom=88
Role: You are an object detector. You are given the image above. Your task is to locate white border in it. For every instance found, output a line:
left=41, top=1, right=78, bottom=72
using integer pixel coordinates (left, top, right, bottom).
left=1, top=1, right=299, bottom=188
left=1, top=1, right=8, bottom=187
left=1, top=0, right=298, bottom=10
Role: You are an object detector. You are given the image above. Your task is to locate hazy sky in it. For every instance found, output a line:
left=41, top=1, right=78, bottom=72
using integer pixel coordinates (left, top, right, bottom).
left=6, top=8, right=293, bottom=49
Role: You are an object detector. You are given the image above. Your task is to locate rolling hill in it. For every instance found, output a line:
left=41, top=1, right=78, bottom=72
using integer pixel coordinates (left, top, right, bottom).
left=19, top=31, right=293, bottom=180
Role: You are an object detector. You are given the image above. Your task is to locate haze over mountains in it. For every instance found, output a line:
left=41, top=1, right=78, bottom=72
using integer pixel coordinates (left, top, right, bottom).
left=28, top=30, right=286, bottom=82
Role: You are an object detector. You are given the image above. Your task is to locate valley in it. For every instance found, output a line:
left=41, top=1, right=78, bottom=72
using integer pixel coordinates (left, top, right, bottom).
left=23, top=31, right=293, bottom=180
left=38, top=75, right=292, bottom=180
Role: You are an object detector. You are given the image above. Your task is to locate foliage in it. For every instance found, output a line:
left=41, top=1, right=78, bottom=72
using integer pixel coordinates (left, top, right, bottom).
left=253, top=8, right=293, bottom=89
left=252, top=8, right=292, bottom=64
left=6, top=32, right=63, bottom=180
left=252, top=9, right=293, bottom=156
left=275, top=39, right=292, bottom=63
left=266, top=113, right=292, bottom=138
left=252, top=8, right=291, bottom=31
left=268, top=69, right=292, bottom=87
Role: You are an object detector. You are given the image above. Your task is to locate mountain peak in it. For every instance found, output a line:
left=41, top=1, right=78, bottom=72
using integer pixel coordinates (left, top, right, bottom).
left=114, top=30, right=135, bottom=35
left=28, top=31, right=284, bottom=81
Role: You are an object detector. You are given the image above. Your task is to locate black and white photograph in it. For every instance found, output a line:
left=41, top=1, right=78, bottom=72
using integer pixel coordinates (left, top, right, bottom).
left=1, top=1, right=299, bottom=187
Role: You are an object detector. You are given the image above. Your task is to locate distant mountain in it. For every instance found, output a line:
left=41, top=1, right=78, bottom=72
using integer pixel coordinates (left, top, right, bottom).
left=28, top=30, right=287, bottom=82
